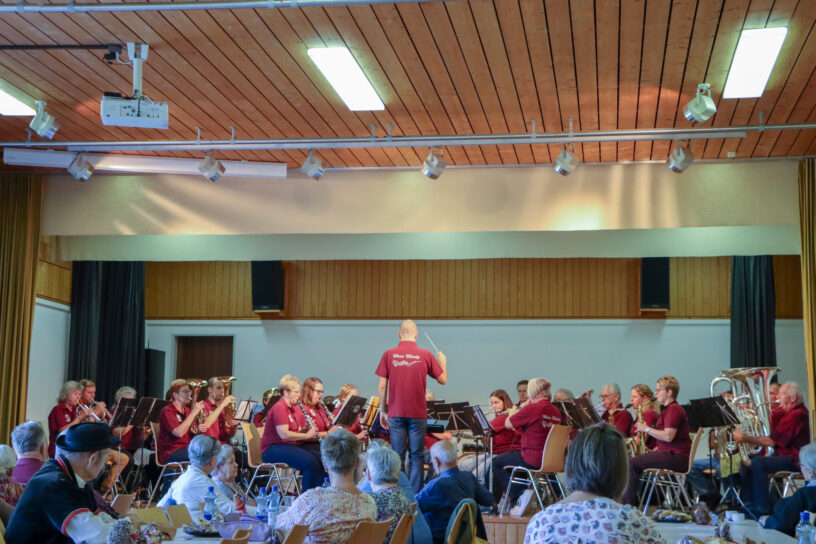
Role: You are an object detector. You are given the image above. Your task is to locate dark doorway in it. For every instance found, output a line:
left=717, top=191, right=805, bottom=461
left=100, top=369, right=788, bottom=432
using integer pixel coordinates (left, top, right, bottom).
left=176, top=336, right=234, bottom=401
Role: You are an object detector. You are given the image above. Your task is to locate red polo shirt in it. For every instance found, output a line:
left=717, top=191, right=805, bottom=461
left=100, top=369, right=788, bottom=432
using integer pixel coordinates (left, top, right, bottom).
left=157, top=403, right=191, bottom=464
left=490, top=413, right=520, bottom=455
left=261, top=398, right=308, bottom=450
left=119, top=426, right=145, bottom=451
left=201, top=399, right=237, bottom=444
left=509, top=399, right=562, bottom=466
left=47, top=403, right=77, bottom=457
left=771, top=403, right=809, bottom=460
left=332, top=405, right=363, bottom=434
left=603, top=403, right=634, bottom=436
left=655, top=401, right=691, bottom=457
left=630, top=407, right=659, bottom=450
left=304, top=404, right=332, bottom=433
left=376, top=341, right=443, bottom=419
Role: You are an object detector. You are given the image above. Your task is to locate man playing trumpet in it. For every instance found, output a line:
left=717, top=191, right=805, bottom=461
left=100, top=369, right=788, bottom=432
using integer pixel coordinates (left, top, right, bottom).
left=200, top=377, right=238, bottom=445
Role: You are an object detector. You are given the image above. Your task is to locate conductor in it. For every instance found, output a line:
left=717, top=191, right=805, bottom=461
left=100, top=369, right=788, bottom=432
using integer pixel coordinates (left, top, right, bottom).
left=376, top=319, right=448, bottom=493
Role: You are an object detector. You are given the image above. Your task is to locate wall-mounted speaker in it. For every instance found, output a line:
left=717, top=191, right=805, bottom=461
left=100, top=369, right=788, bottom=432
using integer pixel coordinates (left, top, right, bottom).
left=251, top=261, right=284, bottom=312
left=641, top=257, right=670, bottom=310
left=145, top=349, right=165, bottom=400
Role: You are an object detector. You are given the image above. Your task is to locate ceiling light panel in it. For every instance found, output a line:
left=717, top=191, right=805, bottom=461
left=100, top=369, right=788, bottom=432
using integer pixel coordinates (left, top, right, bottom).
left=723, top=27, right=787, bottom=99
left=307, top=47, right=385, bottom=111
left=0, top=88, right=35, bottom=116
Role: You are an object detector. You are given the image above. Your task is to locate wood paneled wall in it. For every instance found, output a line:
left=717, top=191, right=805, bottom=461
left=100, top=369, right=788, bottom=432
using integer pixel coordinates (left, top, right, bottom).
left=144, top=256, right=805, bottom=320
left=35, top=237, right=71, bottom=304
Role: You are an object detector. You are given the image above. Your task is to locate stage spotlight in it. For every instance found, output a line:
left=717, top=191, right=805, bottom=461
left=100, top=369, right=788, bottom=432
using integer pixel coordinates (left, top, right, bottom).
left=421, top=148, right=446, bottom=180
left=67, top=153, right=94, bottom=181
left=667, top=143, right=694, bottom=173
left=683, top=83, right=717, bottom=125
left=300, top=149, right=325, bottom=180
left=554, top=144, right=579, bottom=176
left=198, top=153, right=225, bottom=182
left=29, top=100, right=59, bottom=139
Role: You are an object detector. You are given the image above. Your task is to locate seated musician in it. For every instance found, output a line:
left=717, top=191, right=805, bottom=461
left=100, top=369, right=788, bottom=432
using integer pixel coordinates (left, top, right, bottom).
left=332, top=384, right=368, bottom=441
left=629, top=384, right=659, bottom=450
left=600, top=383, right=634, bottom=435
left=48, top=381, right=93, bottom=458
left=260, top=374, right=326, bottom=491
left=79, top=379, right=111, bottom=422
left=200, top=377, right=238, bottom=445
left=553, top=388, right=574, bottom=402
left=622, top=375, right=690, bottom=505
left=459, top=389, right=518, bottom=481
left=491, top=377, right=562, bottom=504
left=760, top=443, right=816, bottom=535
left=301, top=377, right=339, bottom=442
left=253, top=388, right=281, bottom=429
left=422, top=389, right=454, bottom=482
left=157, top=379, right=204, bottom=464
left=111, top=386, right=146, bottom=454
left=736, top=381, right=809, bottom=515
left=516, top=380, right=529, bottom=408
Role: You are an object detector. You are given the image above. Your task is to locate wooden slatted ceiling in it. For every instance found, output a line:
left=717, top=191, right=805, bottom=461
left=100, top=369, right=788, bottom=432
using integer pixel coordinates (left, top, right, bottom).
left=1, top=0, right=815, bottom=168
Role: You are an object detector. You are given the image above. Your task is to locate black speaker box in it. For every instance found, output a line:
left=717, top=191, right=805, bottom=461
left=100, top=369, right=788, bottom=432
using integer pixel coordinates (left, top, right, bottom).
left=641, top=257, right=670, bottom=309
left=145, top=349, right=166, bottom=400
left=251, top=261, right=285, bottom=312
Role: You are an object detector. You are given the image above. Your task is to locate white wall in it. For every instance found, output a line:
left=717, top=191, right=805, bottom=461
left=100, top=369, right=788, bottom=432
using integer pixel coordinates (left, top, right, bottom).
left=27, top=299, right=70, bottom=424
left=144, top=319, right=808, bottom=409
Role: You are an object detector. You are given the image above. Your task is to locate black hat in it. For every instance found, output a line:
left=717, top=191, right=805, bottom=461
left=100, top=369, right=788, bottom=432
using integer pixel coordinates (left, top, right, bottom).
left=56, top=422, right=121, bottom=452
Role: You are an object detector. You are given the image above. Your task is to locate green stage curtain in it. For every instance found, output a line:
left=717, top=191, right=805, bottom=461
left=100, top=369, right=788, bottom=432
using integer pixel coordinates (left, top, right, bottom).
left=800, top=158, right=816, bottom=437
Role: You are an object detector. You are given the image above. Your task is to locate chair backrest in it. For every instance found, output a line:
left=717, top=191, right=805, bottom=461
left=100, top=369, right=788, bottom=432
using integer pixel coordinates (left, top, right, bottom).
left=149, top=422, right=165, bottom=467
left=240, top=422, right=263, bottom=468
left=538, top=424, right=572, bottom=473
left=389, top=513, right=417, bottom=544
left=684, top=430, right=704, bottom=474
left=111, top=493, right=136, bottom=515
left=444, top=499, right=476, bottom=544
left=346, top=518, right=394, bottom=544
left=132, top=507, right=170, bottom=524
left=410, top=501, right=418, bottom=512
left=281, top=524, right=310, bottom=544
left=0, top=515, right=6, bottom=537
left=165, top=503, right=194, bottom=528
left=218, top=530, right=251, bottom=544
left=230, top=529, right=252, bottom=540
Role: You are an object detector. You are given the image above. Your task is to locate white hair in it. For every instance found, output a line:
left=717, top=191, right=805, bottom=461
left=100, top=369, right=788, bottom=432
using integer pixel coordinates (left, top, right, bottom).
left=800, top=444, right=816, bottom=474
left=215, top=444, right=235, bottom=469
left=0, top=445, right=17, bottom=477
left=429, top=439, right=457, bottom=465
left=783, top=382, right=804, bottom=402
left=366, top=441, right=401, bottom=485
left=602, top=383, right=620, bottom=396
left=188, top=435, right=220, bottom=468
left=11, top=420, right=46, bottom=455
left=527, top=377, right=552, bottom=399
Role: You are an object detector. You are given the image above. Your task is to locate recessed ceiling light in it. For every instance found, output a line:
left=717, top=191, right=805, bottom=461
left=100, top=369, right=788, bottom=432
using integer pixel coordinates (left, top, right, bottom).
left=307, top=47, right=385, bottom=111
left=0, top=88, right=35, bottom=116
left=723, top=27, right=787, bottom=99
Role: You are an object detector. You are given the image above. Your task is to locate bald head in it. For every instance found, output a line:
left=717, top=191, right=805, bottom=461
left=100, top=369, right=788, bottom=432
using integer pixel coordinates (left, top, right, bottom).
left=399, top=320, right=418, bottom=341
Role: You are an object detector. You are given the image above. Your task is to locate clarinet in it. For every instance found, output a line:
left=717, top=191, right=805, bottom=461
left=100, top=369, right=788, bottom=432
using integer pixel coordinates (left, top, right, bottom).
left=298, top=402, right=322, bottom=442
left=319, top=401, right=335, bottom=429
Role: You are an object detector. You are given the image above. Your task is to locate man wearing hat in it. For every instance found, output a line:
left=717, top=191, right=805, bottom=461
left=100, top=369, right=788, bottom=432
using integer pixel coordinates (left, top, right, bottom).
left=6, top=422, right=121, bottom=544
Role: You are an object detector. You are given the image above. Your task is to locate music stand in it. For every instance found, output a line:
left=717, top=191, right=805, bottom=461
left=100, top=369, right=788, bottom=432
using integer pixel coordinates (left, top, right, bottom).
left=110, top=397, right=137, bottom=428
left=573, top=397, right=601, bottom=427
left=435, top=402, right=469, bottom=433
left=426, top=418, right=449, bottom=434
left=233, top=399, right=257, bottom=422
left=554, top=401, right=584, bottom=429
left=333, top=395, right=367, bottom=427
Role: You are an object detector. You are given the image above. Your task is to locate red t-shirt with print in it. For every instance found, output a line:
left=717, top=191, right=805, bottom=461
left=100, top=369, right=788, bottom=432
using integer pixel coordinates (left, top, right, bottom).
left=375, top=340, right=443, bottom=419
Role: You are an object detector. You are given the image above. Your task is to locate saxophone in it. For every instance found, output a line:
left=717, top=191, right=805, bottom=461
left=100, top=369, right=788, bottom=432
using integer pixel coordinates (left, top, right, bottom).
left=299, top=402, right=322, bottom=442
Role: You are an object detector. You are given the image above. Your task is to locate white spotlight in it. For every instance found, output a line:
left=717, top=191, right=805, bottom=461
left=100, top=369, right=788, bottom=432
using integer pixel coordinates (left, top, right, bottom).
left=421, top=148, right=446, bottom=180
left=300, top=149, right=325, bottom=180
left=29, top=100, right=59, bottom=139
left=554, top=145, right=579, bottom=176
left=198, top=153, right=225, bottom=182
left=667, top=143, right=694, bottom=173
left=67, top=153, right=94, bottom=181
left=683, top=83, right=717, bottom=125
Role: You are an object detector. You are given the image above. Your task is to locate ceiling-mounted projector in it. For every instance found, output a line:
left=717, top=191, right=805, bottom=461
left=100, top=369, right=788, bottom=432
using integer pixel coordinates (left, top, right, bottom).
left=100, top=43, right=169, bottom=129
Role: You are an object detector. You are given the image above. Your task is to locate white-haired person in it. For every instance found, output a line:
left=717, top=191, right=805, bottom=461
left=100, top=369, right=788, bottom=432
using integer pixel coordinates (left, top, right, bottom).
left=417, top=440, right=493, bottom=544
left=736, top=381, right=810, bottom=515
left=760, top=443, right=816, bottom=535
left=491, top=377, right=562, bottom=504
left=211, top=444, right=255, bottom=508
left=365, top=440, right=414, bottom=543
left=553, top=388, right=574, bottom=403
left=0, top=445, right=24, bottom=507
left=10, top=420, right=48, bottom=485
left=524, top=423, right=665, bottom=544
left=158, top=434, right=244, bottom=518
left=276, top=428, right=377, bottom=544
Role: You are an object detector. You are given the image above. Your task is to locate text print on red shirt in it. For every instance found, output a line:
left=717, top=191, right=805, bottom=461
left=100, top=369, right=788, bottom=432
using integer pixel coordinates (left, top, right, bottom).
left=392, top=354, right=422, bottom=367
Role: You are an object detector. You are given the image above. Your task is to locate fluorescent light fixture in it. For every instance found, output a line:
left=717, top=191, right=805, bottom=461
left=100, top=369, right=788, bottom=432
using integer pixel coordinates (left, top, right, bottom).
left=0, top=88, right=35, bottom=116
left=723, top=27, right=787, bottom=99
left=307, top=47, right=384, bottom=111
left=3, top=148, right=288, bottom=179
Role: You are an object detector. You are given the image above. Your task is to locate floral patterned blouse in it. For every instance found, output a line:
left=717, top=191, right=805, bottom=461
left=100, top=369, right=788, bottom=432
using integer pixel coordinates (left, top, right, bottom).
left=0, top=476, right=24, bottom=507
left=275, top=487, right=377, bottom=544
left=368, top=486, right=413, bottom=543
left=524, top=497, right=667, bottom=544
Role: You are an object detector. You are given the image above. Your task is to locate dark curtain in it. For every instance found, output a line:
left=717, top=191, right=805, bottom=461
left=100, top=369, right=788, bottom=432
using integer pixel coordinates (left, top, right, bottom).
left=730, top=256, right=777, bottom=368
left=68, top=261, right=146, bottom=404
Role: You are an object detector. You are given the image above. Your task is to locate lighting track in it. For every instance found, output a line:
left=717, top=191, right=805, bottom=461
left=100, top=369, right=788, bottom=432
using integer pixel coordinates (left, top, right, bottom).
left=0, top=0, right=436, bottom=12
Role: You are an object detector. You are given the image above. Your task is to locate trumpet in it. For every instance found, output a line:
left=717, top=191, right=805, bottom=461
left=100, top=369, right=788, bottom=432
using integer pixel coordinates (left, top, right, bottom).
left=78, top=402, right=103, bottom=422
left=186, top=379, right=208, bottom=434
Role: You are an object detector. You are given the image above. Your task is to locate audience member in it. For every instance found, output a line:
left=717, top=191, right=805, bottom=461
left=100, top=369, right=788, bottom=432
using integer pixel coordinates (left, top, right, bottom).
left=416, top=440, right=492, bottom=544
left=6, top=423, right=122, bottom=544
left=0, top=445, right=24, bottom=506
left=10, top=420, right=47, bottom=485
left=276, top=428, right=376, bottom=544
left=760, top=443, right=816, bottom=535
left=211, top=444, right=254, bottom=507
left=158, top=435, right=242, bottom=518
left=524, top=424, right=666, bottom=544
left=47, top=380, right=93, bottom=457
left=365, top=440, right=414, bottom=543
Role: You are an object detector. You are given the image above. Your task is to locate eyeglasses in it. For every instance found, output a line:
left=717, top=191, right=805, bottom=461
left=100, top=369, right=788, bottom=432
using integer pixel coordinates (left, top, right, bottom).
left=314, top=389, right=324, bottom=395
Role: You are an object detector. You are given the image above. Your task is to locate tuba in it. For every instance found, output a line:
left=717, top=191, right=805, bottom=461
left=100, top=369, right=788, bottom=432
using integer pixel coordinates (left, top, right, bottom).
left=217, top=376, right=238, bottom=420
left=187, top=379, right=208, bottom=434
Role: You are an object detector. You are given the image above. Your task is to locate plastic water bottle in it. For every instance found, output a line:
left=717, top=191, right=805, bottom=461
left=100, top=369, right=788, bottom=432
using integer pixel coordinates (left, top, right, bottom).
left=256, top=486, right=268, bottom=521
left=267, top=485, right=281, bottom=528
left=796, top=511, right=812, bottom=543
left=203, top=487, right=217, bottom=521
left=322, top=477, right=330, bottom=488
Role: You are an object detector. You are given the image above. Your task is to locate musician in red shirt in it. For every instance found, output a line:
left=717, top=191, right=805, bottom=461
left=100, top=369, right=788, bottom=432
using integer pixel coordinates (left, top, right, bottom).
left=260, top=374, right=325, bottom=490
left=200, top=378, right=238, bottom=444
left=623, top=375, right=691, bottom=505
left=459, top=389, right=518, bottom=481
left=157, top=379, right=204, bottom=464
left=629, top=384, right=659, bottom=451
left=600, top=383, right=634, bottom=436
left=735, top=381, right=810, bottom=515
left=491, top=378, right=562, bottom=503
left=47, top=381, right=92, bottom=457
left=332, top=384, right=367, bottom=440
left=254, top=388, right=281, bottom=429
